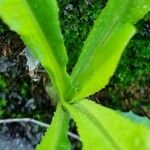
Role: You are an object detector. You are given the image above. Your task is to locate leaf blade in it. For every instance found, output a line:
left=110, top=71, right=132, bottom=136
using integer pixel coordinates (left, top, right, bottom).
left=69, top=0, right=150, bottom=100
left=0, top=0, right=70, bottom=100
left=121, top=111, right=150, bottom=127
left=36, top=103, right=71, bottom=150
left=65, top=99, right=150, bottom=150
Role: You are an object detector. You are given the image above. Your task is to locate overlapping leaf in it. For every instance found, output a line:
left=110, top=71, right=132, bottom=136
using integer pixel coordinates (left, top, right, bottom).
left=65, top=99, right=150, bottom=150
left=68, top=0, right=150, bottom=101
left=0, top=0, right=70, bottom=100
left=36, top=103, right=71, bottom=150
left=121, top=111, right=150, bottom=127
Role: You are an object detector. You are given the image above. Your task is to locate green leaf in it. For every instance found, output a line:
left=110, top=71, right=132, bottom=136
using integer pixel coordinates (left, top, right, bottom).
left=36, top=103, right=71, bottom=150
left=68, top=0, right=150, bottom=101
left=0, top=0, right=70, bottom=100
left=121, top=111, right=150, bottom=127
left=65, top=99, right=150, bottom=150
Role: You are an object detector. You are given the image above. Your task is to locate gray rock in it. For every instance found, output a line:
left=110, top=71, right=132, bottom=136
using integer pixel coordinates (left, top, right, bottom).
left=0, top=132, right=33, bottom=150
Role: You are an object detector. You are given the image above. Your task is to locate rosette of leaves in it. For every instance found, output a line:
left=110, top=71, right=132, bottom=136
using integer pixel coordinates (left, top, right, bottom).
left=0, top=0, right=150, bottom=149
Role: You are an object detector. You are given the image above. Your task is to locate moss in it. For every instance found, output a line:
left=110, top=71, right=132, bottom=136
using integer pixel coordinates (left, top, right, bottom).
left=58, top=0, right=150, bottom=116
left=58, top=0, right=107, bottom=73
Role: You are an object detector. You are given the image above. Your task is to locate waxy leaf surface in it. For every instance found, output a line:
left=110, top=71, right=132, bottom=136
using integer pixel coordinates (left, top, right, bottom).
left=36, top=103, right=71, bottom=150
left=121, top=111, right=150, bottom=127
left=69, top=0, right=150, bottom=101
left=65, top=99, right=150, bottom=150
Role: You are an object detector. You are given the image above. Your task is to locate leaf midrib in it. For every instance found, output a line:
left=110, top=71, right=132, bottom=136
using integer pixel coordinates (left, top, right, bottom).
left=73, top=102, right=121, bottom=150
left=23, top=0, right=60, bottom=72
left=70, top=0, right=131, bottom=99
left=93, top=0, right=131, bottom=49
left=20, top=0, right=69, bottom=99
